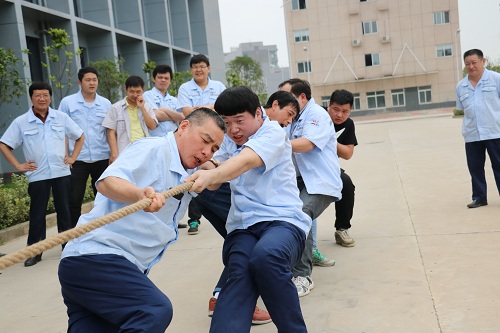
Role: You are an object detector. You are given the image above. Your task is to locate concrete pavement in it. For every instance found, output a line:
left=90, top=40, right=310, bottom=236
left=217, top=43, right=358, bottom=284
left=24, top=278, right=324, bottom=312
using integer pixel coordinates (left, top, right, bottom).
left=1, top=111, right=500, bottom=333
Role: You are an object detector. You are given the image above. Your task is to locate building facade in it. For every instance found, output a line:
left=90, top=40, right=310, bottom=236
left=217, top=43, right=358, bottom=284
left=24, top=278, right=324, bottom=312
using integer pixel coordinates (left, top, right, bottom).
left=224, top=42, right=291, bottom=96
left=0, top=0, right=225, bottom=175
left=283, top=0, right=461, bottom=114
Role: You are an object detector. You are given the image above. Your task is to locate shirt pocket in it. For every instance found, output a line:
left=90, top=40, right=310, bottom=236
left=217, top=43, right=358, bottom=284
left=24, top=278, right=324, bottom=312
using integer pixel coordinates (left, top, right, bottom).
left=23, top=128, right=39, bottom=147
left=458, top=92, right=471, bottom=109
left=117, top=120, right=126, bottom=131
left=482, top=85, right=498, bottom=103
left=51, top=125, right=65, bottom=140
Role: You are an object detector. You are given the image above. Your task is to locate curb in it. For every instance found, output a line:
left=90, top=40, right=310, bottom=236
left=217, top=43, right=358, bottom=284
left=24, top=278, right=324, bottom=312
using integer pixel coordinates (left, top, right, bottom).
left=0, top=202, right=94, bottom=245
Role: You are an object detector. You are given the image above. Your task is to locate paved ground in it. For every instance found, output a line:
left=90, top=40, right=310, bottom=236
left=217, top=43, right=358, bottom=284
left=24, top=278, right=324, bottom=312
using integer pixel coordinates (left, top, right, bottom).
left=1, top=110, right=499, bottom=333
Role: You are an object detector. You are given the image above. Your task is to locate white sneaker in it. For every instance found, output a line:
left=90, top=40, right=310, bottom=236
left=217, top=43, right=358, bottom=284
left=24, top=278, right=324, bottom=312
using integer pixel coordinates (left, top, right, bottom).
left=292, top=275, right=314, bottom=297
left=335, top=229, right=356, bottom=247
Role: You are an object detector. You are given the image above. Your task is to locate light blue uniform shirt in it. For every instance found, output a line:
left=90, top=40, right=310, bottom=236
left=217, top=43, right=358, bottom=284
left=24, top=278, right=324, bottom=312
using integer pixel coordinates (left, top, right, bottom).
left=456, top=68, right=500, bottom=143
left=215, top=118, right=311, bottom=237
left=0, top=107, right=83, bottom=183
left=143, top=87, right=180, bottom=137
left=176, top=78, right=226, bottom=111
left=58, top=91, right=111, bottom=161
left=61, top=132, right=193, bottom=273
left=286, top=98, right=342, bottom=199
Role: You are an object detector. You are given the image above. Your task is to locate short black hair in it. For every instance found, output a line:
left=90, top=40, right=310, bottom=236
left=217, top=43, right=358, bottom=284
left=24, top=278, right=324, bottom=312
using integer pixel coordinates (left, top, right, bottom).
left=463, top=49, right=483, bottom=61
left=279, top=78, right=311, bottom=100
left=125, top=75, right=145, bottom=89
left=190, top=54, right=210, bottom=67
left=78, top=66, right=99, bottom=81
left=329, top=89, right=354, bottom=107
left=185, top=107, right=226, bottom=133
left=152, top=64, right=173, bottom=79
left=263, top=90, right=299, bottom=113
left=29, top=82, right=52, bottom=98
left=214, top=86, right=260, bottom=117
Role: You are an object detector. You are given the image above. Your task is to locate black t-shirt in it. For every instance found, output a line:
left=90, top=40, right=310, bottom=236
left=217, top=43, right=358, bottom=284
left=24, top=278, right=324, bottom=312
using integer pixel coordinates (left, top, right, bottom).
left=334, top=118, right=357, bottom=146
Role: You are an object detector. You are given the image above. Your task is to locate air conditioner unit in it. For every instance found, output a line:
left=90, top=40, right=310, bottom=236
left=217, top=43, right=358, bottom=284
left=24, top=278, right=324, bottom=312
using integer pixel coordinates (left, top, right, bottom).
left=381, top=35, right=391, bottom=43
left=352, top=39, right=361, bottom=47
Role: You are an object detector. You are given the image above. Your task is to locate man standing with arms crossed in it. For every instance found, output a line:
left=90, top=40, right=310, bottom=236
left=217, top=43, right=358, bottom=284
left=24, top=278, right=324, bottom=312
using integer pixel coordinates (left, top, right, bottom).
left=59, top=67, right=112, bottom=228
left=456, top=49, right=500, bottom=209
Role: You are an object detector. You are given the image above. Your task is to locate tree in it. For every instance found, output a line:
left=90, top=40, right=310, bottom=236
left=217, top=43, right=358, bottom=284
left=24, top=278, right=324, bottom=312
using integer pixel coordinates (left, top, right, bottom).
left=0, top=48, right=26, bottom=109
left=226, top=56, right=267, bottom=103
left=169, top=70, right=192, bottom=97
left=88, top=58, right=129, bottom=103
left=142, top=60, right=156, bottom=89
left=41, top=28, right=82, bottom=105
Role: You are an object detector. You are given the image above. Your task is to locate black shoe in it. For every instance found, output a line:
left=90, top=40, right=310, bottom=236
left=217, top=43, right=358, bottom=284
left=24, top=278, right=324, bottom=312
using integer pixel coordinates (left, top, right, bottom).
left=188, top=221, right=200, bottom=235
left=467, top=200, right=488, bottom=209
left=178, top=222, right=188, bottom=229
left=0, top=253, right=5, bottom=257
left=24, top=254, right=42, bottom=267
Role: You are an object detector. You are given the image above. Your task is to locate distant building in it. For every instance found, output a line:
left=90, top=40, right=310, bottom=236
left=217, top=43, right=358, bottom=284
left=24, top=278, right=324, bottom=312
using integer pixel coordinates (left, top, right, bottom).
left=283, top=0, right=460, bottom=115
left=224, top=42, right=290, bottom=97
left=0, top=0, right=224, bottom=175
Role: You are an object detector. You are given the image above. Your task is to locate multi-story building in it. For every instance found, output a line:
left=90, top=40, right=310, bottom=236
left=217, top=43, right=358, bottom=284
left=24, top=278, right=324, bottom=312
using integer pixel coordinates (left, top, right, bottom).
left=283, top=0, right=461, bottom=114
left=0, top=0, right=224, bottom=175
left=224, top=42, right=291, bottom=96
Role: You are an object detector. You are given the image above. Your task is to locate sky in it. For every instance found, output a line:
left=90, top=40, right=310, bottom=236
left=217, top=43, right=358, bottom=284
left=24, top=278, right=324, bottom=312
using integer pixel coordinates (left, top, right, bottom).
left=218, top=0, right=500, bottom=68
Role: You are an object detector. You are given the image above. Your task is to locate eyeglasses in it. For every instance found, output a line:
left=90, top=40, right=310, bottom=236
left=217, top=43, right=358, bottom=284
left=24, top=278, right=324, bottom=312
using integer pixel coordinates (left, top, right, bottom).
left=191, top=65, right=208, bottom=70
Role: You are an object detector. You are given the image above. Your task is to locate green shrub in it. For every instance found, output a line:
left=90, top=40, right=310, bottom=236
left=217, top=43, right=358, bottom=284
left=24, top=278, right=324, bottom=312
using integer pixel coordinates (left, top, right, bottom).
left=453, top=108, right=464, bottom=116
left=0, top=174, right=95, bottom=230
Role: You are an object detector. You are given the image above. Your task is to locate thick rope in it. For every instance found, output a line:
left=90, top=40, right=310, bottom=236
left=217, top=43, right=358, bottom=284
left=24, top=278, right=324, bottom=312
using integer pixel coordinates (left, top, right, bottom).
left=0, top=181, right=193, bottom=271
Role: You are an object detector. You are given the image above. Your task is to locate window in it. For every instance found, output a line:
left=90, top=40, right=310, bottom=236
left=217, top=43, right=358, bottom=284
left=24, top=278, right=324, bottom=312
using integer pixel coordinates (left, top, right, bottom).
left=294, top=29, right=309, bottom=42
left=297, top=61, right=312, bottom=73
left=367, top=91, right=385, bottom=109
left=353, top=93, right=361, bottom=110
left=321, top=97, right=330, bottom=108
left=434, top=11, right=450, bottom=24
left=436, top=44, right=452, bottom=57
left=291, top=0, right=306, bottom=10
left=391, top=89, right=405, bottom=106
left=365, top=53, right=380, bottom=66
left=362, top=20, right=378, bottom=35
left=418, top=86, right=432, bottom=104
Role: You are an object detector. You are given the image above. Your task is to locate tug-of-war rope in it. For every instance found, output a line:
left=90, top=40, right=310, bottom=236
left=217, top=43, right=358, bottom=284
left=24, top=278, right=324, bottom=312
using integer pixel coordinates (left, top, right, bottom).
left=0, top=181, right=194, bottom=271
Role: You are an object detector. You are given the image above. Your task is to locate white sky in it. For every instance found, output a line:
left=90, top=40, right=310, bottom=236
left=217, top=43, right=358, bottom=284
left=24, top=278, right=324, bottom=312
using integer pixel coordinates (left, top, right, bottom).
left=218, top=0, right=500, bottom=67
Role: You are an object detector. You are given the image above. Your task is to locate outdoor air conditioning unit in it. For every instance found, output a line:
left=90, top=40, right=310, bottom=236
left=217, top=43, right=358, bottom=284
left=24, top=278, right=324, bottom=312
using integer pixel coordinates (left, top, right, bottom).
left=381, top=35, right=391, bottom=43
left=352, top=39, right=361, bottom=47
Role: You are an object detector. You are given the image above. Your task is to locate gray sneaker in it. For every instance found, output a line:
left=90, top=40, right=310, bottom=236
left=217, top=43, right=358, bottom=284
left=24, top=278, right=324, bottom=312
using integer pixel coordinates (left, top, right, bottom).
left=335, top=229, right=355, bottom=247
left=292, top=275, right=314, bottom=297
left=312, top=249, right=336, bottom=267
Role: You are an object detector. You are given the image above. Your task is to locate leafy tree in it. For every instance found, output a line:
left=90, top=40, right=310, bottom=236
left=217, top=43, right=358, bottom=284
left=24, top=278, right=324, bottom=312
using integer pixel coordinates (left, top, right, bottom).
left=225, top=56, right=267, bottom=103
left=0, top=48, right=26, bottom=109
left=169, top=70, right=192, bottom=97
left=41, top=28, right=82, bottom=105
left=88, top=58, right=129, bottom=103
left=142, top=60, right=156, bottom=89
left=486, top=57, right=500, bottom=73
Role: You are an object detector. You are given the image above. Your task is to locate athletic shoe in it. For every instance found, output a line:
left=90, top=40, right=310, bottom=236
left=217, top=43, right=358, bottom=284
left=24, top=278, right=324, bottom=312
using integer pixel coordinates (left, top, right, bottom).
left=335, top=229, right=356, bottom=247
left=188, top=221, right=200, bottom=235
left=312, top=249, right=335, bottom=267
left=292, top=275, right=314, bottom=297
left=208, top=297, right=272, bottom=324
left=178, top=222, right=188, bottom=228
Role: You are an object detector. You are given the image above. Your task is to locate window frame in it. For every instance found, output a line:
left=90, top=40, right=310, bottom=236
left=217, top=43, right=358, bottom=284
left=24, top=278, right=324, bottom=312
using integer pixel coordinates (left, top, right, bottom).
left=297, top=61, right=312, bottom=73
left=362, top=20, right=378, bottom=35
left=436, top=44, right=453, bottom=58
left=365, top=53, right=381, bottom=67
left=366, top=90, right=386, bottom=109
left=391, top=89, right=405, bottom=107
left=291, top=0, right=306, bottom=10
left=433, top=11, right=450, bottom=25
left=293, top=29, right=310, bottom=43
left=353, top=93, right=361, bottom=110
left=418, top=86, right=432, bottom=104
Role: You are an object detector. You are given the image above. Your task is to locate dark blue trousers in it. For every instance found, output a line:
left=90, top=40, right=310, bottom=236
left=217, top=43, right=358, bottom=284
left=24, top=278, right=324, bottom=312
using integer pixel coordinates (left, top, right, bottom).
left=27, top=176, right=71, bottom=246
left=58, top=254, right=172, bottom=333
left=465, top=139, right=500, bottom=201
left=194, top=183, right=231, bottom=293
left=210, top=221, right=307, bottom=333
